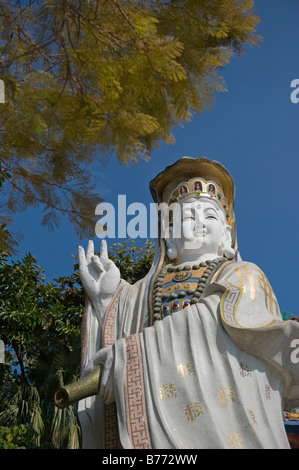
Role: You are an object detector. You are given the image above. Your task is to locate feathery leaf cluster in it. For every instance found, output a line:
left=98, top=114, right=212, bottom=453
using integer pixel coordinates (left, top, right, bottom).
left=0, top=0, right=261, bottom=243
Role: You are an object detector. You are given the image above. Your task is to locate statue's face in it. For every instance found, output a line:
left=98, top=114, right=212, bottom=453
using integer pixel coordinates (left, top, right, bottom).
left=167, top=197, right=232, bottom=260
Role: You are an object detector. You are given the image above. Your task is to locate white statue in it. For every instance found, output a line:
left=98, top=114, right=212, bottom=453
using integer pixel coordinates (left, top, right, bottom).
left=76, top=157, right=299, bottom=449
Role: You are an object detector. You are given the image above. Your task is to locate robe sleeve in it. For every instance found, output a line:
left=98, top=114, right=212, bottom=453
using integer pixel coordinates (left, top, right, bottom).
left=208, top=260, right=299, bottom=410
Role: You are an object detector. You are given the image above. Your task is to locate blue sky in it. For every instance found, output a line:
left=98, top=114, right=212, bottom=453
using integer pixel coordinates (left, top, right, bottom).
left=11, top=0, right=299, bottom=316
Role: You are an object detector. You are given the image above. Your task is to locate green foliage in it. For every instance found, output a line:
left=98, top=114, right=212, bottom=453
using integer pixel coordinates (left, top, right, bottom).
left=0, top=239, right=155, bottom=448
left=0, top=164, right=22, bottom=255
left=0, top=252, right=84, bottom=357
left=0, top=252, right=84, bottom=448
left=0, top=424, right=39, bottom=449
left=0, top=0, right=262, bottom=248
left=108, top=238, right=155, bottom=284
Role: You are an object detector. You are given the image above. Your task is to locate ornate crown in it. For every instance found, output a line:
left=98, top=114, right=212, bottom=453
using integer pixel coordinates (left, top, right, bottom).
left=167, top=177, right=231, bottom=221
left=149, top=157, right=235, bottom=227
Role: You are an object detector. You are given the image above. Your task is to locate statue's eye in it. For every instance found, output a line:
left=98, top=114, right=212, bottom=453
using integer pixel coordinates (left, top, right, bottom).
left=205, top=212, right=217, bottom=220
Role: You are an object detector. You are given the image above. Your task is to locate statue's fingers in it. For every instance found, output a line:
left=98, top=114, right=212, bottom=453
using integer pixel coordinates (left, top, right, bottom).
left=78, top=246, right=88, bottom=272
left=91, top=255, right=104, bottom=273
left=100, top=239, right=108, bottom=261
left=100, top=240, right=114, bottom=270
left=86, top=240, right=94, bottom=263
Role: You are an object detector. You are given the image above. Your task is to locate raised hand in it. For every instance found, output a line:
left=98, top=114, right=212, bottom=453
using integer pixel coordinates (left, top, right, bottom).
left=78, top=239, right=121, bottom=303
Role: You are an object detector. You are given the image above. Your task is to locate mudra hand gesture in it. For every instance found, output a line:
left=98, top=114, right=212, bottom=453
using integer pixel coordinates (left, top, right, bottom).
left=78, top=239, right=121, bottom=304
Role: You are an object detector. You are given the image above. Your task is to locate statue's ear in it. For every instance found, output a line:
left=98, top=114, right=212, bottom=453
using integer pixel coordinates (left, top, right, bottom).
left=221, top=225, right=235, bottom=259
left=165, top=226, right=178, bottom=260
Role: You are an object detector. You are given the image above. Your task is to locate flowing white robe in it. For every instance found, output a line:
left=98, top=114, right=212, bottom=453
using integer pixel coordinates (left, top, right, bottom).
left=78, top=260, right=299, bottom=449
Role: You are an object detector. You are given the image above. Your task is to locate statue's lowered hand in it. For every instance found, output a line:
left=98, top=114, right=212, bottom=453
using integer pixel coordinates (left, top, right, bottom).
left=78, top=239, right=120, bottom=302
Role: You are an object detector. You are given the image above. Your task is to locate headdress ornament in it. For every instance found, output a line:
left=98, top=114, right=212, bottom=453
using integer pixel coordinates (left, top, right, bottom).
left=149, top=156, right=235, bottom=227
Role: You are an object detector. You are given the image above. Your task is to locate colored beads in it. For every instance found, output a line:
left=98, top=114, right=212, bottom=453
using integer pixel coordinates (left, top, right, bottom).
left=152, top=257, right=225, bottom=323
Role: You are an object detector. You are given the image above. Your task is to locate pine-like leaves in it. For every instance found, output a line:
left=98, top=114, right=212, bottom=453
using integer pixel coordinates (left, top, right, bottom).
left=0, top=0, right=262, bottom=243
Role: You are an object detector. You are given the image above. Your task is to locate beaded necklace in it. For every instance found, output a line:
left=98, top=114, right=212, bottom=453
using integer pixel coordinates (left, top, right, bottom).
left=152, top=257, right=225, bottom=323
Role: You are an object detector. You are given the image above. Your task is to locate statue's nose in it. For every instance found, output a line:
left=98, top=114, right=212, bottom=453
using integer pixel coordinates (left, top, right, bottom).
left=194, top=216, right=205, bottom=229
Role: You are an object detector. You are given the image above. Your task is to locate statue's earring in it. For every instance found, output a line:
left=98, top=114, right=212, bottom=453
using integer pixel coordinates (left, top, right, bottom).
left=223, top=246, right=235, bottom=259
left=166, top=226, right=178, bottom=260
left=167, top=246, right=178, bottom=260
left=219, top=226, right=235, bottom=259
